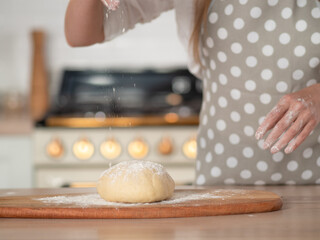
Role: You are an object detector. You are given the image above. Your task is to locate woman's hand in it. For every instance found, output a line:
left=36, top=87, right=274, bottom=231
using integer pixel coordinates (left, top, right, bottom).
left=255, top=84, right=320, bottom=154
left=100, top=0, right=120, bottom=11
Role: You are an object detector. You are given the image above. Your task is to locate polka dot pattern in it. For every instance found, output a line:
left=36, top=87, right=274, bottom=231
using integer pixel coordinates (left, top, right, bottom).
left=301, top=170, right=312, bottom=180
left=240, top=170, right=252, bottom=179
left=230, top=66, right=241, bottom=77
left=245, top=80, right=256, bottom=91
left=211, top=167, right=222, bottom=177
left=262, top=45, right=274, bottom=56
left=276, top=81, right=288, bottom=93
left=292, top=70, right=304, bottom=80
left=217, top=28, right=228, bottom=39
left=287, top=161, right=298, bottom=171
left=218, top=96, right=228, bottom=108
left=231, top=42, right=242, bottom=54
left=230, top=111, right=241, bottom=122
left=195, top=0, right=320, bottom=186
left=261, top=69, right=273, bottom=81
left=246, top=56, right=258, bottom=67
left=268, top=0, right=278, bottom=7
left=297, top=0, right=307, bottom=8
left=250, top=7, right=262, bottom=19
left=271, top=173, right=282, bottom=182
left=257, top=161, right=268, bottom=172
left=229, top=133, right=240, bottom=145
left=233, top=18, right=245, bottom=30
left=230, top=89, right=241, bottom=100
left=207, top=128, right=214, bottom=140
left=239, top=0, right=248, bottom=5
left=294, top=45, right=306, bottom=57
left=295, top=20, right=307, bottom=32
left=281, top=8, right=292, bottom=19
left=247, top=31, right=259, bottom=43
left=196, top=174, right=205, bottom=185
left=205, top=152, right=212, bottom=163
left=209, top=105, right=216, bottom=116
left=227, top=157, right=238, bottom=168
left=217, top=51, right=227, bottom=62
left=272, top=152, right=284, bottom=162
left=260, top=93, right=271, bottom=104
left=264, top=19, right=276, bottom=31
left=209, top=12, right=218, bottom=24
left=244, top=103, right=255, bottom=114
left=311, top=7, right=320, bottom=19
left=303, top=148, right=313, bottom=159
left=225, top=4, right=234, bottom=16
left=206, top=37, right=214, bottom=48
left=244, top=126, right=254, bottom=136
left=214, top=143, right=224, bottom=155
left=277, top=58, right=289, bottom=69
left=224, top=178, right=236, bottom=185
left=311, top=32, right=320, bottom=45
left=309, top=57, right=320, bottom=68
left=279, top=33, right=291, bottom=45
left=254, top=180, right=266, bottom=186
left=243, top=147, right=254, bottom=158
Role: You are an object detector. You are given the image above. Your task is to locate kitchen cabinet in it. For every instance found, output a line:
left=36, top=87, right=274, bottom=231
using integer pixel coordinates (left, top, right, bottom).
left=0, top=135, right=32, bottom=188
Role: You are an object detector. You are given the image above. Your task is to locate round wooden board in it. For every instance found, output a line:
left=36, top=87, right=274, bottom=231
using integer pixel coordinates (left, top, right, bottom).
left=0, top=189, right=282, bottom=219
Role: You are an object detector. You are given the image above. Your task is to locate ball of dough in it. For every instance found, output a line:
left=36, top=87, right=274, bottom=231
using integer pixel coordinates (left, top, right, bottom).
left=97, top=161, right=175, bottom=203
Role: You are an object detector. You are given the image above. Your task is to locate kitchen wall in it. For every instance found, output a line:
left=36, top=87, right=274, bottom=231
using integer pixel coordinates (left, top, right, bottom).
left=0, top=0, right=189, bottom=188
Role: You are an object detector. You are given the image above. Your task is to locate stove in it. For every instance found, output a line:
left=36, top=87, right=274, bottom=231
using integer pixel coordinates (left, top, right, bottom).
left=33, top=68, right=202, bottom=187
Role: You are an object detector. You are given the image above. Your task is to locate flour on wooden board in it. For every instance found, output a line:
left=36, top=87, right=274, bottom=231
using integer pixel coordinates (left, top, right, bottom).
left=35, top=190, right=248, bottom=208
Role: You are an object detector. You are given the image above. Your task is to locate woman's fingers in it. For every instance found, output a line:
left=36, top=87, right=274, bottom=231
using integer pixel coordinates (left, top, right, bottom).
left=256, top=84, right=320, bottom=154
left=255, top=100, right=288, bottom=140
left=284, top=120, right=317, bottom=154
left=263, top=110, right=299, bottom=150
left=269, top=117, right=305, bottom=154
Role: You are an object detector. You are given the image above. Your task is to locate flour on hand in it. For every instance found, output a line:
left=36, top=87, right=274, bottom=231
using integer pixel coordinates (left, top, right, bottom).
left=101, top=0, right=120, bottom=11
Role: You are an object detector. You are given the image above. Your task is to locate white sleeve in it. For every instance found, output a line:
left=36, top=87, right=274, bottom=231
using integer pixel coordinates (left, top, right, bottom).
left=103, top=0, right=174, bottom=41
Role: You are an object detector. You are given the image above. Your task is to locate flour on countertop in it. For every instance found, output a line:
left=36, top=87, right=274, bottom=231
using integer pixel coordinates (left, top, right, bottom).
left=35, top=190, right=244, bottom=208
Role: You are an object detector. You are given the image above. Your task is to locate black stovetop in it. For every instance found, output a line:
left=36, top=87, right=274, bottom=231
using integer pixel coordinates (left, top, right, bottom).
left=38, top=68, right=202, bottom=126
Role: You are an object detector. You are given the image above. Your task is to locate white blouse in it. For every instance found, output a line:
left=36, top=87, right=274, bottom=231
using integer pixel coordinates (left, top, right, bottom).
left=103, top=0, right=200, bottom=75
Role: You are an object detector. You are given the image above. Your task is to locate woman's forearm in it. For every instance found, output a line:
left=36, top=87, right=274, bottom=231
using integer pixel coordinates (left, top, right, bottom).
left=65, top=0, right=105, bottom=47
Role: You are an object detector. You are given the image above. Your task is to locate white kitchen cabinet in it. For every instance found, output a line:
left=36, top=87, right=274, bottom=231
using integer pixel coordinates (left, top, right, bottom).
left=0, top=135, right=32, bottom=188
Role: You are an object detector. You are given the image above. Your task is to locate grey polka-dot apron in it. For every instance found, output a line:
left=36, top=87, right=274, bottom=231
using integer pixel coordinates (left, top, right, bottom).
left=195, top=0, right=320, bottom=185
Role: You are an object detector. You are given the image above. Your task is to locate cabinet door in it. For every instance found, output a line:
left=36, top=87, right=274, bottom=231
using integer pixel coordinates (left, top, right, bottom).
left=0, top=136, right=32, bottom=188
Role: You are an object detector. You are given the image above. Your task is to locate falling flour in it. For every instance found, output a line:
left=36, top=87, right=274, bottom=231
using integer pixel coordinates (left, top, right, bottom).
left=34, top=190, right=242, bottom=208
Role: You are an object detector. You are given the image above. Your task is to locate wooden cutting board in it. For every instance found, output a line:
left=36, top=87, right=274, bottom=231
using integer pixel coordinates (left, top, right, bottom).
left=0, top=188, right=282, bottom=219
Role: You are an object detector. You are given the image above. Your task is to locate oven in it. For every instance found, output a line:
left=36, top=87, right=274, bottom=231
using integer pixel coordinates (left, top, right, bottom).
left=33, top=68, right=202, bottom=187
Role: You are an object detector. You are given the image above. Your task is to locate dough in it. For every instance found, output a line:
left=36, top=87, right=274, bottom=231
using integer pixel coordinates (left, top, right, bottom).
left=97, top=160, right=175, bottom=203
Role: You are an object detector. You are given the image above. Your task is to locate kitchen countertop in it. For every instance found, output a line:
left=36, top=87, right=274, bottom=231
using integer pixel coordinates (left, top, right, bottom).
left=0, top=117, right=32, bottom=134
left=0, top=186, right=319, bottom=240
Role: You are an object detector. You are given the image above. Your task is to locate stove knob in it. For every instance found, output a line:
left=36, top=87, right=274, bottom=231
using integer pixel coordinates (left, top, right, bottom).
left=73, top=138, right=94, bottom=160
left=128, top=138, right=149, bottom=159
left=46, top=138, right=64, bottom=159
left=183, top=137, right=197, bottom=159
left=158, top=137, right=174, bottom=155
left=100, top=138, right=122, bottom=160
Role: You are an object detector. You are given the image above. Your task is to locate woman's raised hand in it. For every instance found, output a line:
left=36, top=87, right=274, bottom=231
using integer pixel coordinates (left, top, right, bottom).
left=256, top=84, right=320, bottom=154
left=100, top=0, right=120, bottom=11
